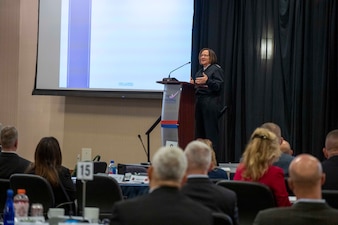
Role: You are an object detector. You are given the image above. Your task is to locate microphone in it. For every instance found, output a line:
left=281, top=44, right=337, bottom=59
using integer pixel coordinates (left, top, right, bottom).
left=137, top=134, right=149, bottom=162
left=163, top=61, right=191, bottom=82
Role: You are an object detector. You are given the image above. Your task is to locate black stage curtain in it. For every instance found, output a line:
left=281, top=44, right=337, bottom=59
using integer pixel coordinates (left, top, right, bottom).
left=192, top=0, right=338, bottom=162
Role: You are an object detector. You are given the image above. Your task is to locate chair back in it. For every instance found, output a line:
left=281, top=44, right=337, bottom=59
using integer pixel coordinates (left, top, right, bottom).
left=0, top=179, right=10, bottom=216
left=212, top=212, right=233, bottom=225
left=322, top=190, right=338, bottom=209
left=93, top=161, right=107, bottom=174
left=76, top=174, right=123, bottom=218
left=217, top=180, right=276, bottom=225
left=9, top=174, right=55, bottom=215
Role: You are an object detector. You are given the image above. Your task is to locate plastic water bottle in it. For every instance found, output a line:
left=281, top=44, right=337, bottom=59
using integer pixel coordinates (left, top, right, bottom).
left=3, top=189, right=15, bottom=225
left=108, top=160, right=117, bottom=174
left=14, top=189, right=29, bottom=219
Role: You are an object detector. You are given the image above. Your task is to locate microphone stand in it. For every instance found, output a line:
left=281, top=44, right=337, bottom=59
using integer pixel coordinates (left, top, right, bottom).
left=145, top=116, right=161, bottom=163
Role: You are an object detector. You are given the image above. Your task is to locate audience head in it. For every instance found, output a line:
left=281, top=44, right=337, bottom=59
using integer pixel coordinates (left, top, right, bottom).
left=196, top=138, right=217, bottom=167
left=185, top=140, right=212, bottom=174
left=35, top=136, right=62, bottom=166
left=280, top=140, right=293, bottom=155
left=323, top=129, right=338, bottom=159
left=149, top=146, right=187, bottom=188
left=241, top=127, right=281, bottom=181
left=0, top=126, right=18, bottom=151
left=30, top=136, right=62, bottom=186
left=261, top=122, right=283, bottom=144
left=288, top=154, right=325, bottom=199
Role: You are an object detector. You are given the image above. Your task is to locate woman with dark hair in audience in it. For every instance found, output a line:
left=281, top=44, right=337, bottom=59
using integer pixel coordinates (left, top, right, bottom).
left=26, top=137, right=76, bottom=211
left=234, top=128, right=291, bottom=207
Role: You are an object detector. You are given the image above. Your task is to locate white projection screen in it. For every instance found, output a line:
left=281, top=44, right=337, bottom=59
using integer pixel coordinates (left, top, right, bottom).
left=33, top=0, right=194, bottom=98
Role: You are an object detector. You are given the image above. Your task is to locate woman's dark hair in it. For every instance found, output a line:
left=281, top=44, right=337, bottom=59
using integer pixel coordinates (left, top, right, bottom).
left=31, top=136, right=62, bottom=187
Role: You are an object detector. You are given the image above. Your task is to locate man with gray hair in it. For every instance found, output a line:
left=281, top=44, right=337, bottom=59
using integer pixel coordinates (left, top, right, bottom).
left=182, top=140, right=239, bottom=225
left=0, top=126, right=31, bottom=179
left=253, top=154, right=338, bottom=225
left=110, top=146, right=213, bottom=225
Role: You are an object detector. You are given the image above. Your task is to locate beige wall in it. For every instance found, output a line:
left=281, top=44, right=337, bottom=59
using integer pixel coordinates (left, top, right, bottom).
left=0, top=0, right=162, bottom=169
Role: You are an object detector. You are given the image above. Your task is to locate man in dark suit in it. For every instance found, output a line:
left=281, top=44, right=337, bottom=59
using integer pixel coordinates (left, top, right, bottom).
left=181, top=140, right=239, bottom=225
left=110, top=146, right=213, bottom=225
left=322, top=129, right=338, bottom=189
left=253, top=154, right=338, bottom=225
left=0, top=126, right=31, bottom=179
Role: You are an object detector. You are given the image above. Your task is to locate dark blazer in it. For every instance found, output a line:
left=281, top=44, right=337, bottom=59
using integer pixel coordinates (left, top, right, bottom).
left=181, top=177, right=239, bottom=225
left=110, top=186, right=213, bottom=225
left=0, top=152, right=31, bottom=179
left=54, top=166, right=76, bottom=205
left=253, top=201, right=338, bottom=225
left=322, top=155, right=338, bottom=190
left=273, top=153, right=294, bottom=177
left=27, top=166, right=76, bottom=206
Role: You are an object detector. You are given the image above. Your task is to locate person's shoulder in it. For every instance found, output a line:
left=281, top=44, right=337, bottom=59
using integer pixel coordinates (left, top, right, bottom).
left=254, top=207, right=292, bottom=222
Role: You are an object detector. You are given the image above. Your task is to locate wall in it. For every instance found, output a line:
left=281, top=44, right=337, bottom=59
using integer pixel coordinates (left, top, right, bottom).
left=0, top=0, right=163, bottom=168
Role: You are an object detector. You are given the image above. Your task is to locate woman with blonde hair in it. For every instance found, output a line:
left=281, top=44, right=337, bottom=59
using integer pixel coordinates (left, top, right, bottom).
left=234, top=127, right=291, bottom=206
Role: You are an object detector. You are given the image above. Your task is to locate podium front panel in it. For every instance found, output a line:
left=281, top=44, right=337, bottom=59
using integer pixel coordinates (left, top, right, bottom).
left=161, top=84, right=181, bottom=146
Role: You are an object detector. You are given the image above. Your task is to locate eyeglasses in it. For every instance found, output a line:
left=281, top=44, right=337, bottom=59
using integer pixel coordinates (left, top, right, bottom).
left=200, top=54, right=209, bottom=57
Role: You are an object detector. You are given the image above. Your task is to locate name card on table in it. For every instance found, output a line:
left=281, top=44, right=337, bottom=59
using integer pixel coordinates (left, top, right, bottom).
left=129, top=175, right=149, bottom=184
left=108, top=174, right=125, bottom=183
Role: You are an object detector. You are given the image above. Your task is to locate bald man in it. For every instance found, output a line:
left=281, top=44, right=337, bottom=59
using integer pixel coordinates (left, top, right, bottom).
left=280, top=140, right=293, bottom=156
left=253, top=154, right=338, bottom=225
left=322, top=129, right=338, bottom=189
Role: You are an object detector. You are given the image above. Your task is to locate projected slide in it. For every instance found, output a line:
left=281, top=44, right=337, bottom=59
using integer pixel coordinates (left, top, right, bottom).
left=35, top=0, right=193, bottom=94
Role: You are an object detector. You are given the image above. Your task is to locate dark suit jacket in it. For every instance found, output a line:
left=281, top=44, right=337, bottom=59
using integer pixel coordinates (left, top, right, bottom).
left=110, top=186, right=213, bottom=225
left=0, top=152, right=31, bottom=179
left=322, top=155, right=338, bottom=190
left=253, top=201, right=338, bottom=225
left=27, top=166, right=76, bottom=206
left=273, top=153, right=294, bottom=177
left=181, top=177, right=239, bottom=225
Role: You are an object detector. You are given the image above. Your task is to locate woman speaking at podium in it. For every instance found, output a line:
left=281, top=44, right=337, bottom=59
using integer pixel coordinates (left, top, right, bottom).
left=190, top=48, right=224, bottom=160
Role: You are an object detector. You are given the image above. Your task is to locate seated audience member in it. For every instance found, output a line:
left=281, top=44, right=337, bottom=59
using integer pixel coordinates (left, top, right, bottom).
left=26, top=137, right=76, bottom=209
left=196, top=138, right=228, bottom=179
left=322, top=129, right=338, bottom=189
left=0, top=126, right=31, bottom=179
left=261, top=122, right=294, bottom=176
left=110, top=146, right=213, bottom=225
left=253, top=154, right=338, bottom=225
left=182, top=140, right=238, bottom=225
left=280, top=139, right=293, bottom=156
left=234, top=127, right=291, bottom=207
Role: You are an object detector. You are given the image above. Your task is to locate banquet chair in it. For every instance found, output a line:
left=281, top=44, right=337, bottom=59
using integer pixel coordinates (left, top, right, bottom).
left=217, top=180, right=276, bottom=225
left=322, top=190, right=338, bottom=209
left=0, top=178, right=10, bottom=217
left=9, top=174, right=55, bottom=216
left=76, top=174, right=124, bottom=219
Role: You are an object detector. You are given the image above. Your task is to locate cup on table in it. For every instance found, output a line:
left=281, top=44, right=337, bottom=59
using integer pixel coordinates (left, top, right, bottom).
left=47, top=208, right=65, bottom=218
left=84, top=207, right=100, bottom=223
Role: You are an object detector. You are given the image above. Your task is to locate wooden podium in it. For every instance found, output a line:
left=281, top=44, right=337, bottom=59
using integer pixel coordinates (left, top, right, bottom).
left=157, top=79, right=195, bottom=149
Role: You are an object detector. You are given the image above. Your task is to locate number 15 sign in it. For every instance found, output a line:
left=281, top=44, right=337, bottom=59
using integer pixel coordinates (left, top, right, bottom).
left=77, top=161, right=94, bottom=180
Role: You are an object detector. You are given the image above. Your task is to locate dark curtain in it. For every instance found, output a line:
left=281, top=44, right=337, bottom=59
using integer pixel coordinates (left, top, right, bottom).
left=192, top=0, right=338, bottom=162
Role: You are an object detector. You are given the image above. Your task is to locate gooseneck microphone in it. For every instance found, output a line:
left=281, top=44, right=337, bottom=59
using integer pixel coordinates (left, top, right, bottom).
left=137, top=134, right=148, bottom=159
left=168, top=61, right=191, bottom=78
left=163, top=61, right=191, bottom=82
